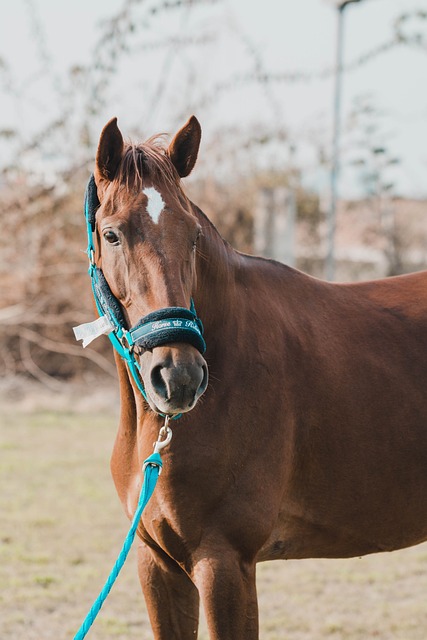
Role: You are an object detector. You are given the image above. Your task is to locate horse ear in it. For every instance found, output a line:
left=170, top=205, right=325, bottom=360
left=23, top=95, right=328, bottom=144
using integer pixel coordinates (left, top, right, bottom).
left=95, top=117, right=124, bottom=182
left=167, top=116, right=201, bottom=178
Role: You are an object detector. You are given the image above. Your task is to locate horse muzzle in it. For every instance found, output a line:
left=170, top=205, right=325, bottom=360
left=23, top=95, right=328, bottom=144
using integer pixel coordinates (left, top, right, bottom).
left=141, top=344, right=209, bottom=415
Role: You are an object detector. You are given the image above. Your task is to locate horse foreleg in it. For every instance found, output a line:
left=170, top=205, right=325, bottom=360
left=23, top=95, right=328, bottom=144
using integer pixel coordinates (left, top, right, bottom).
left=137, top=542, right=200, bottom=640
left=192, top=550, right=259, bottom=640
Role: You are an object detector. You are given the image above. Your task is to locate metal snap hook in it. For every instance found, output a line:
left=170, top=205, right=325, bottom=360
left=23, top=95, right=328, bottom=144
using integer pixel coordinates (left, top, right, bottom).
left=153, top=418, right=173, bottom=454
left=143, top=419, right=173, bottom=474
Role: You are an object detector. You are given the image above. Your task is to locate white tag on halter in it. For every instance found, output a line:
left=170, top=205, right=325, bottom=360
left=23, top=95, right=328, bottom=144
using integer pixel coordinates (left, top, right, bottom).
left=73, top=315, right=114, bottom=348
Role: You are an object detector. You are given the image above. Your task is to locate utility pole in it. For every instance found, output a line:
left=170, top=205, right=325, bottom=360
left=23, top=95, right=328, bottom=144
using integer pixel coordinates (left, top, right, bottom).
left=325, top=0, right=362, bottom=281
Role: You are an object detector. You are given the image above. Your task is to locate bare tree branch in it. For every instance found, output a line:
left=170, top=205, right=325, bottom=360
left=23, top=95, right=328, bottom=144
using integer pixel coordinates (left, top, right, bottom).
left=17, top=328, right=117, bottom=378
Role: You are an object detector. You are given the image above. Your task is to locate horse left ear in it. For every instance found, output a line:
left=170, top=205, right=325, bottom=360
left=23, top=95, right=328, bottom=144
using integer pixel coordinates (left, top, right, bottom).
left=167, top=116, right=201, bottom=178
left=95, top=117, right=124, bottom=182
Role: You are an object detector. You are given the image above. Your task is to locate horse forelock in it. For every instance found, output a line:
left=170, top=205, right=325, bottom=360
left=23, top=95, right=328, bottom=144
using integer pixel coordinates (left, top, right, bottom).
left=111, top=135, right=182, bottom=197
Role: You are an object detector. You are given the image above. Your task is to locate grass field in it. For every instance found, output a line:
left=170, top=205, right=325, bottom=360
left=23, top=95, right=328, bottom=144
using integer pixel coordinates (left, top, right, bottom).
left=1, top=406, right=427, bottom=639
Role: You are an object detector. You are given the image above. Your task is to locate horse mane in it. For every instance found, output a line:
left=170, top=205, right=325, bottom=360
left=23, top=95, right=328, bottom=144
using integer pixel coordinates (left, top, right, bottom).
left=112, top=135, right=182, bottom=195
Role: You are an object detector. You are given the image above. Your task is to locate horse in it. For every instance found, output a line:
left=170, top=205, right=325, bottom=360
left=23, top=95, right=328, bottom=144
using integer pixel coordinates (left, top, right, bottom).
left=87, top=115, right=427, bottom=639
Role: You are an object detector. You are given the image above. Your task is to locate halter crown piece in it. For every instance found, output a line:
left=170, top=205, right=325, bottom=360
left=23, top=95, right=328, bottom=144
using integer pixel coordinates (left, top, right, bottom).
left=73, top=174, right=206, bottom=406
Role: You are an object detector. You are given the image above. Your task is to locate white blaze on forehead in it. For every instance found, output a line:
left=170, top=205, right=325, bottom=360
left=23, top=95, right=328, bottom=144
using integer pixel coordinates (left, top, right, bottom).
left=143, top=187, right=165, bottom=224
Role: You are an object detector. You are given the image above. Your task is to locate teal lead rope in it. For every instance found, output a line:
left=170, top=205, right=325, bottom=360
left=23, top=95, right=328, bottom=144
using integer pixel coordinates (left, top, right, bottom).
left=73, top=424, right=172, bottom=639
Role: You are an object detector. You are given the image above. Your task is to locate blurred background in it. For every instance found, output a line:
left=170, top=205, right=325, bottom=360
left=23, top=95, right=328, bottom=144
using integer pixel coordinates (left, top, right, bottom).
left=1, top=0, right=426, bottom=391
left=2, top=4, right=427, bottom=638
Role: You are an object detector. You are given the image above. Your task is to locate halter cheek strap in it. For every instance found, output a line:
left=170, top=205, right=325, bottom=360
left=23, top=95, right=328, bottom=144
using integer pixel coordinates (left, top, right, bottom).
left=73, top=174, right=206, bottom=408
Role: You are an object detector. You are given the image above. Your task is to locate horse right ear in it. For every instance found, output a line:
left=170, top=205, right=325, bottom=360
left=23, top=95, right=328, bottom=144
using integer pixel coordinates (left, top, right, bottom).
left=95, top=117, right=124, bottom=182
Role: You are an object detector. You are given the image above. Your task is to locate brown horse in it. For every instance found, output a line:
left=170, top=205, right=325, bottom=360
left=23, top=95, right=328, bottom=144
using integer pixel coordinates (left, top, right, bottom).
left=90, top=115, right=427, bottom=639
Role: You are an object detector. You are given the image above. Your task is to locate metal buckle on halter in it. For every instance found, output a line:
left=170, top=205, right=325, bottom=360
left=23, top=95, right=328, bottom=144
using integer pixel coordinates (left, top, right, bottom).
left=120, top=330, right=133, bottom=352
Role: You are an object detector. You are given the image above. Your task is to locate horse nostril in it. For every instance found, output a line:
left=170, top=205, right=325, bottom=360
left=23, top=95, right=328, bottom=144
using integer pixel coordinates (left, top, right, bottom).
left=150, top=365, right=168, bottom=400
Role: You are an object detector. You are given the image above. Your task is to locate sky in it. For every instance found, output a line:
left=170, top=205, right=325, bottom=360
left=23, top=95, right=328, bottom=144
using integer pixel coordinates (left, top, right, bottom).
left=1, top=0, right=426, bottom=198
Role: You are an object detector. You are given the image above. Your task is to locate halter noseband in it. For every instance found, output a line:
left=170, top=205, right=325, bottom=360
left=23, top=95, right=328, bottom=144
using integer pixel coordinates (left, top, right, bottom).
left=74, top=174, right=206, bottom=405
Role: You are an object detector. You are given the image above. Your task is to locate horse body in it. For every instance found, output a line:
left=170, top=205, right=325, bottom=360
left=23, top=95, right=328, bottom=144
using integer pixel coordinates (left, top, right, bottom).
left=92, top=116, right=427, bottom=639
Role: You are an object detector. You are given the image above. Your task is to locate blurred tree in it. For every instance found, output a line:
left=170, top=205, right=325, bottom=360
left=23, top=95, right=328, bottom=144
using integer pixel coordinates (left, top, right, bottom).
left=0, top=1, right=426, bottom=385
left=346, top=94, right=409, bottom=277
left=0, top=0, right=223, bottom=385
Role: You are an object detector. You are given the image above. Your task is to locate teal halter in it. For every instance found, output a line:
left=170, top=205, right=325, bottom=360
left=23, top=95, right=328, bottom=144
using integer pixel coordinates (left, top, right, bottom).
left=82, top=174, right=206, bottom=407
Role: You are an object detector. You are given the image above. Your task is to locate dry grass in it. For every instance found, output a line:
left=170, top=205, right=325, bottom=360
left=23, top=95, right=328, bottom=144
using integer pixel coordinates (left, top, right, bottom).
left=1, top=406, right=427, bottom=639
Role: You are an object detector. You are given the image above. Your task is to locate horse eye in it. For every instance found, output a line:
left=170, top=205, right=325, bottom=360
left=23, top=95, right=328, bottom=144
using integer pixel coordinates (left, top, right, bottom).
left=103, top=230, right=120, bottom=245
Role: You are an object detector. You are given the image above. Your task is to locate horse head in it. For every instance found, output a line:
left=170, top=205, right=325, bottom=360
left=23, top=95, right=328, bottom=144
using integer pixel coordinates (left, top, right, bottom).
left=92, top=116, right=208, bottom=416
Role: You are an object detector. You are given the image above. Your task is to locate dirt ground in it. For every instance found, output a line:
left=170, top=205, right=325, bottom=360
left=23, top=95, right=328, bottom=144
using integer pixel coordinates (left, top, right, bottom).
left=1, top=383, right=427, bottom=639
